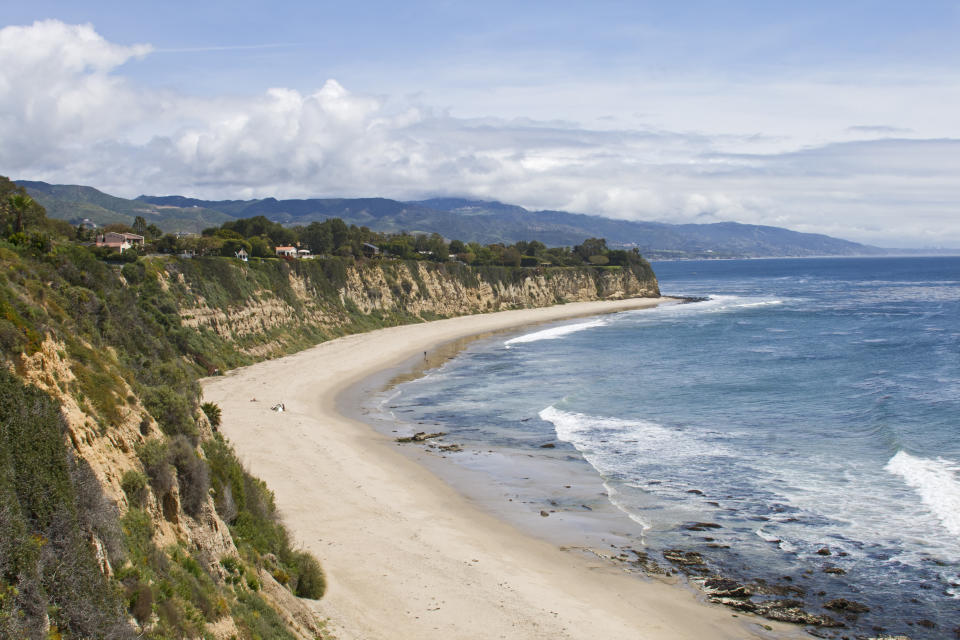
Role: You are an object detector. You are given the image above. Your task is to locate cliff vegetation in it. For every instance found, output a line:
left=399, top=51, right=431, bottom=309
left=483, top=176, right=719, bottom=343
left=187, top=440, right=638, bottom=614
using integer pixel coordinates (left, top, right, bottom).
left=0, top=174, right=659, bottom=638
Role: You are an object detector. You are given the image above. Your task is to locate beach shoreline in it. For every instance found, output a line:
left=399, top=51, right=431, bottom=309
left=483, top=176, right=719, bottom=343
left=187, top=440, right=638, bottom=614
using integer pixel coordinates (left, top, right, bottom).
left=202, top=297, right=803, bottom=640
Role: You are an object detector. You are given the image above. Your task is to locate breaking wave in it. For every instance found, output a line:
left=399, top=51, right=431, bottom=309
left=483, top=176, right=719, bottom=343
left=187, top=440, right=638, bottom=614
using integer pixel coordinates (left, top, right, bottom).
left=886, top=450, right=960, bottom=537
left=504, top=318, right=608, bottom=346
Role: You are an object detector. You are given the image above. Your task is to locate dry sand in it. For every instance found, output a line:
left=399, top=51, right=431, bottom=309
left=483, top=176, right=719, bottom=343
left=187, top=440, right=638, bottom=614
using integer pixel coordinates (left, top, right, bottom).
left=202, top=298, right=799, bottom=640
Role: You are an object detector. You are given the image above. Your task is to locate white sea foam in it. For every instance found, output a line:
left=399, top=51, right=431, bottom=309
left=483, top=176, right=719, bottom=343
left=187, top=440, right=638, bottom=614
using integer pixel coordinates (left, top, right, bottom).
left=604, top=481, right=651, bottom=539
left=886, top=450, right=960, bottom=536
left=538, top=405, right=730, bottom=501
left=753, top=528, right=798, bottom=552
left=656, top=295, right=786, bottom=316
left=755, top=528, right=781, bottom=544
left=540, top=409, right=960, bottom=562
left=376, top=388, right=402, bottom=410
left=504, top=318, right=608, bottom=346
left=539, top=406, right=723, bottom=458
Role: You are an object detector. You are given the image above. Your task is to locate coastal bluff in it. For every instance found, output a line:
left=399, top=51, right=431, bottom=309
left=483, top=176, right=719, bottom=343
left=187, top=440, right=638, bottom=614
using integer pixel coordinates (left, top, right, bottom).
left=172, top=256, right=660, bottom=360
left=2, top=241, right=657, bottom=638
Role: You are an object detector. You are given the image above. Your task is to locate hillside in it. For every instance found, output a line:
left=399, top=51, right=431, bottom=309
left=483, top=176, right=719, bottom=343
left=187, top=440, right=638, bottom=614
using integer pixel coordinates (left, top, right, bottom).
left=411, top=198, right=886, bottom=258
left=140, top=195, right=888, bottom=258
left=1, top=175, right=658, bottom=637
left=18, top=181, right=233, bottom=233
left=16, top=180, right=886, bottom=258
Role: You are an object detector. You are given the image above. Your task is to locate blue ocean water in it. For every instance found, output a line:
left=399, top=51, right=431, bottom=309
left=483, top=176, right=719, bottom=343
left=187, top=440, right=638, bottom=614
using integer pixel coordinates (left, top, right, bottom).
left=371, top=257, right=960, bottom=637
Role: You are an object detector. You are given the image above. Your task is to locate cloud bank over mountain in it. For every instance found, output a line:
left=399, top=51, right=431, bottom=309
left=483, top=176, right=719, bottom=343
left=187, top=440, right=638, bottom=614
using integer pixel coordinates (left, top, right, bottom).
left=2, top=20, right=958, bottom=248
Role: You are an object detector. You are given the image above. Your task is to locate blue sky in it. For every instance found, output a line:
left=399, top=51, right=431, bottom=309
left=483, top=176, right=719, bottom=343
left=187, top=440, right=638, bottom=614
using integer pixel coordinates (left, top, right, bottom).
left=2, top=1, right=960, bottom=247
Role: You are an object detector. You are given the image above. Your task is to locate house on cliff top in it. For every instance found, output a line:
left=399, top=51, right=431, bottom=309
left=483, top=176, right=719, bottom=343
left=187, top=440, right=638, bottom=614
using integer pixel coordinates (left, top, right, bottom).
left=95, top=231, right=144, bottom=253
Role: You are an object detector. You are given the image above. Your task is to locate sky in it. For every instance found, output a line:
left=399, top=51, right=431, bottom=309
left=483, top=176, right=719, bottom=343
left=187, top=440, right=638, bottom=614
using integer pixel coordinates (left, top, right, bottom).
left=2, top=1, right=959, bottom=248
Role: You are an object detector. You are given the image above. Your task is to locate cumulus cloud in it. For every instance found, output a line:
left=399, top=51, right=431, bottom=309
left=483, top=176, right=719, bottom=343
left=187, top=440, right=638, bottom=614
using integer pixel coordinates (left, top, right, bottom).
left=1, top=20, right=958, bottom=248
left=0, top=21, right=152, bottom=163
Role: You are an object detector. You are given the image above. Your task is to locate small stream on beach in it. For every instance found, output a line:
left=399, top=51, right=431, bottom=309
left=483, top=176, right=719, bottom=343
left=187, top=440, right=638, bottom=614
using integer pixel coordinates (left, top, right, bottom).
left=364, top=256, right=960, bottom=639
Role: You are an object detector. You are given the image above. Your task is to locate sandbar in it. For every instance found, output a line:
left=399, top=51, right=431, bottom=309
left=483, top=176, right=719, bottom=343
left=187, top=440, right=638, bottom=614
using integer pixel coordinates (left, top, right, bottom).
left=202, top=298, right=800, bottom=639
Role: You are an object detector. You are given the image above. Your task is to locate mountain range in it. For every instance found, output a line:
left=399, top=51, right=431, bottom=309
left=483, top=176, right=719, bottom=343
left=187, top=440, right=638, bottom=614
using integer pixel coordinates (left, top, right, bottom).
left=18, top=179, right=890, bottom=259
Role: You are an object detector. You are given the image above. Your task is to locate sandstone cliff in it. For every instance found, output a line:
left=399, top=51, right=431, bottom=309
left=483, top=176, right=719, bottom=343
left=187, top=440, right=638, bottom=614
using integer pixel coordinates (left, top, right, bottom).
left=174, top=258, right=659, bottom=359
left=2, top=249, right=658, bottom=639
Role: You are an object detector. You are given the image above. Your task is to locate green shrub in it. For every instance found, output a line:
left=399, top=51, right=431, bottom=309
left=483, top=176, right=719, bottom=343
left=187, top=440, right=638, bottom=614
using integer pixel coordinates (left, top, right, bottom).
left=121, top=470, right=149, bottom=507
left=0, top=370, right=132, bottom=638
left=70, top=359, right=123, bottom=424
left=0, top=317, right=26, bottom=354
left=137, top=438, right=174, bottom=495
left=203, top=435, right=243, bottom=523
left=272, top=567, right=290, bottom=585
left=290, top=550, right=326, bottom=599
left=128, top=580, right=153, bottom=625
left=232, top=590, right=296, bottom=640
left=168, top=436, right=210, bottom=517
left=0, top=295, right=43, bottom=354
left=120, top=508, right=154, bottom=569
left=169, top=545, right=221, bottom=622
left=220, top=555, right=242, bottom=577
left=143, top=385, right=197, bottom=438
left=135, top=437, right=210, bottom=517
left=203, top=434, right=326, bottom=599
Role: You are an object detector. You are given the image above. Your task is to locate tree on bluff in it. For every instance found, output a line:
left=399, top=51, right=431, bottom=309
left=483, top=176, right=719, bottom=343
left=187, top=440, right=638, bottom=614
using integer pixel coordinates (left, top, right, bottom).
left=573, top=237, right=608, bottom=262
left=0, top=177, right=75, bottom=240
left=7, top=194, right=33, bottom=233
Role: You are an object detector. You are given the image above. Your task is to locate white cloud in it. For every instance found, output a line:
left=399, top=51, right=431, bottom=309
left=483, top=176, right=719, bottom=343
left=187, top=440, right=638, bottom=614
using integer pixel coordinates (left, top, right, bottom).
left=1, top=20, right=959, bottom=248
left=0, top=20, right=152, bottom=163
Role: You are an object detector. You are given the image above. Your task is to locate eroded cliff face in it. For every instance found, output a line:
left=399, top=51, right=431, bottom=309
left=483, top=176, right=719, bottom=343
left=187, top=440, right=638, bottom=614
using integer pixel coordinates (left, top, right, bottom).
left=4, top=253, right=656, bottom=639
left=177, top=260, right=659, bottom=356
left=19, top=338, right=179, bottom=543
left=15, top=337, right=326, bottom=639
left=342, top=262, right=657, bottom=313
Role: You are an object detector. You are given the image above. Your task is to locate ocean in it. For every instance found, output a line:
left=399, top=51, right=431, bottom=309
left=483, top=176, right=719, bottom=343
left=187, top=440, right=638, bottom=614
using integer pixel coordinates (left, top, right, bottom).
left=367, top=256, right=960, bottom=637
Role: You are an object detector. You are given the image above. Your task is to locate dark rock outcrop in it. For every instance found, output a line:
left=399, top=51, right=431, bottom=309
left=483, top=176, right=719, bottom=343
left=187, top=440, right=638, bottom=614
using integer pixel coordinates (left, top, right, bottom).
left=824, top=598, right=870, bottom=614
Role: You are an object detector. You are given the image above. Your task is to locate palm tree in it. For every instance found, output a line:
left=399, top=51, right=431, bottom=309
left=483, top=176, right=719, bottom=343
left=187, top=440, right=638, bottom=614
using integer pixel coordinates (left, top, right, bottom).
left=7, top=194, right=33, bottom=233
left=201, top=402, right=222, bottom=429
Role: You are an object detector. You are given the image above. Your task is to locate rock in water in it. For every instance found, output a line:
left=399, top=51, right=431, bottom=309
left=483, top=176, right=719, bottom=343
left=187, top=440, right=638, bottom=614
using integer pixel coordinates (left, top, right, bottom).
left=700, top=577, right=751, bottom=598
left=824, top=598, right=869, bottom=613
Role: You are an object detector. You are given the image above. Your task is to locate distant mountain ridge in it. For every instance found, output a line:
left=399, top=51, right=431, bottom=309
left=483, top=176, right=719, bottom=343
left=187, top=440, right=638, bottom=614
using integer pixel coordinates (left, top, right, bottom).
left=18, top=179, right=887, bottom=258
left=18, top=180, right=234, bottom=232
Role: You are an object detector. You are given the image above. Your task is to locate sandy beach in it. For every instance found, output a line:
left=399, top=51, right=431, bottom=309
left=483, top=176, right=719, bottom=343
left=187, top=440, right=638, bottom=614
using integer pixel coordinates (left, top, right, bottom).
left=202, top=298, right=799, bottom=640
